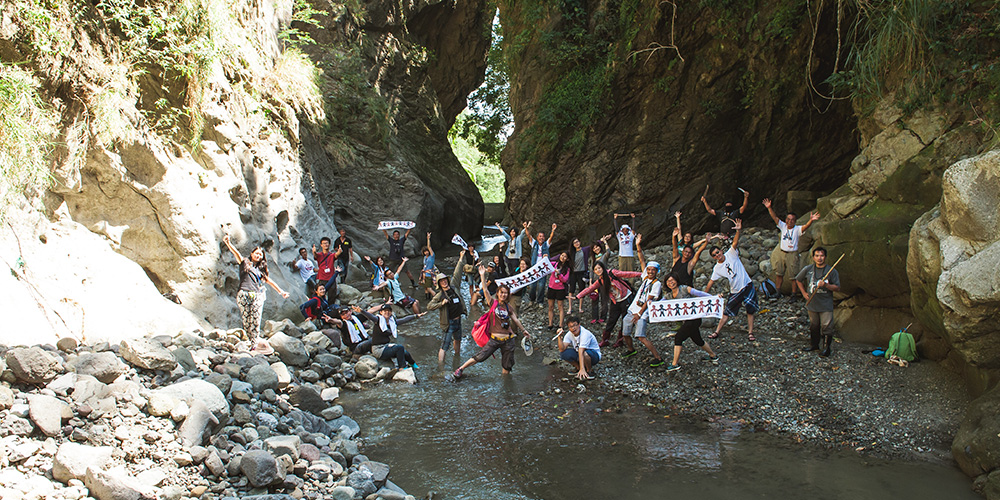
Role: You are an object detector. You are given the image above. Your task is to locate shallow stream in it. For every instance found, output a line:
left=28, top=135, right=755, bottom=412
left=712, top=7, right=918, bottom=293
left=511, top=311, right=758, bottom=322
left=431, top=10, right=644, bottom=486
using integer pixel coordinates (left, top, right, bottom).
left=341, top=326, right=977, bottom=500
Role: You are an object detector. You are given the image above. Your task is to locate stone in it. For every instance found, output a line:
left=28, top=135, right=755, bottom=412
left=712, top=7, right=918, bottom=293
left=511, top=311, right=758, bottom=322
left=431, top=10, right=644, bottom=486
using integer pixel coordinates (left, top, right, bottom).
left=337, top=284, right=361, bottom=303
left=172, top=451, right=193, bottom=466
left=233, top=404, right=254, bottom=424
left=155, top=378, right=229, bottom=419
left=67, top=352, right=125, bottom=383
left=264, top=435, right=301, bottom=461
left=53, top=443, right=113, bottom=483
left=204, top=450, right=226, bottom=477
left=320, top=406, right=343, bottom=420
left=240, top=450, right=286, bottom=487
left=301, top=332, right=332, bottom=351
left=84, top=466, right=145, bottom=500
left=392, top=367, right=418, bottom=384
left=171, top=347, right=197, bottom=372
left=57, top=337, right=79, bottom=352
left=145, top=392, right=178, bottom=417
left=288, top=385, right=327, bottom=415
left=28, top=394, right=72, bottom=436
left=300, top=369, right=321, bottom=382
left=359, top=461, right=390, bottom=484
left=354, top=356, right=379, bottom=380
left=314, top=353, right=342, bottom=372
left=347, top=470, right=377, bottom=497
left=189, top=446, right=210, bottom=463
left=5, top=347, right=61, bottom=384
left=246, top=364, right=280, bottom=393
left=298, top=443, right=321, bottom=462
left=190, top=485, right=208, bottom=497
left=328, top=486, right=356, bottom=500
left=320, top=387, right=340, bottom=402
left=268, top=333, right=309, bottom=367
left=205, top=373, right=233, bottom=395
left=270, top=362, right=291, bottom=389
left=178, top=401, right=217, bottom=447
left=0, top=384, right=13, bottom=410
left=119, top=338, right=177, bottom=371
left=953, top=384, right=1000, bottom=478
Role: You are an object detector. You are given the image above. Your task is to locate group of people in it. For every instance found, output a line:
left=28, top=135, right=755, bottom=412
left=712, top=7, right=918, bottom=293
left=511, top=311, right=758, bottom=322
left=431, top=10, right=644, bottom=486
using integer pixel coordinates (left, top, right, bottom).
left=222, top=190, right=842, bottom=381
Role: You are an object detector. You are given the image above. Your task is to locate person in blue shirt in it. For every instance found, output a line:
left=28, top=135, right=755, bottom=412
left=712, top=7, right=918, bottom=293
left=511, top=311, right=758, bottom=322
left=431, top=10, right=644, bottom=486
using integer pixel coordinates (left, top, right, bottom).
left=527, top=223, right=556, bottom=307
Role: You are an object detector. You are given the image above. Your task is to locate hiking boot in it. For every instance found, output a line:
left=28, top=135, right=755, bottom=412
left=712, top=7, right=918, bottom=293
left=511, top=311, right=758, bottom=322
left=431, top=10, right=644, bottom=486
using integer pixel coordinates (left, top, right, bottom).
left=622, top=350, right=638, bottom=359
left=703, top=355, right=719, bottom=365
left=665, top=364, right=681, bottom=372
left=802, top=345, right=819, bottom=352
left=649, top=359, right=665, bottom=368
left=820, top=335, right=833, bottom=357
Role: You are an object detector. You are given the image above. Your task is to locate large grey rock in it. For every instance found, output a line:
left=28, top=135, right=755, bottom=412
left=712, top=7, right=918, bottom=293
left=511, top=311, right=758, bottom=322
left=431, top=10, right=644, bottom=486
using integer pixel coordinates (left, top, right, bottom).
left=205, top=373, right=232, bottom=395
left=5, top=346, right=61, bottom=383
left=119, top=338, right=177, bottom=371
left=85, top=466, right=147, bottom=500
left=171, top=347, right=196, bottom=372
left=359, top=461, right=390, bottom=485
left=314, top=353, right=342, bottom=372
left=347, top=470, right=377, bottom=497
left=954, top=384, right=1000, bottom=478
left=338, top=284, right=361, bottom=303
left=354, top=356, right=379, bottom=380
left=268, top=333, right=309, bottom=367
left=240, top=450, right=286, bottom=487
left=67, top=352, right=125, bottom=383
left=28, top=394, right=72, bottom=436
left=246, top=364, right=279, bottom=393
left=327, top=486, right=355, bottom=500
left=288, top=385, right=327, bottom=415
left=53, top=442, right=113, bottom=483
left=264, top=435, right=301, bottom=461
left=178, top=400, right=217, bottom=447
left=155, top=378, right=229, bottom=419
left=330, top=416, right=361, bottom=439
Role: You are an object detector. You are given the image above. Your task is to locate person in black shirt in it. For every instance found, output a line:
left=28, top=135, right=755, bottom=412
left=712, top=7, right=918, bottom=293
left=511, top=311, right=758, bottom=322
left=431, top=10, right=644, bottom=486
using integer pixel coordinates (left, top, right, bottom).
left=222, top=234, right=288, bottom=351
left=383, top=228, right=417, bottom=289
left=325, top=306, right=372, bottom=355
left=354, top=304, right=423, bottom=371
left=669, top=227, right=712, bottom=287
left=701, top=189, right=750, bottom=239
left=333, top=228, right=354, bottom=284
left=427, top=257, right=466, bottom=362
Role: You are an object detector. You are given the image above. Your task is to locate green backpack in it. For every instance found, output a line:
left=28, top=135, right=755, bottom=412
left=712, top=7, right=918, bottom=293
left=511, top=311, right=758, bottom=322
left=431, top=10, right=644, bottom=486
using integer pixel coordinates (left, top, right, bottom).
left=885, top=330, right=917, bottom=362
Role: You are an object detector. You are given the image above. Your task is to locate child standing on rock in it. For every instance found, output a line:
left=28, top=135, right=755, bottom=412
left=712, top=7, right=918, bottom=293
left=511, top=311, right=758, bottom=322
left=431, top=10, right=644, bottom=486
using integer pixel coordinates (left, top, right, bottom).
left=223, top=234, right=289, bottom=352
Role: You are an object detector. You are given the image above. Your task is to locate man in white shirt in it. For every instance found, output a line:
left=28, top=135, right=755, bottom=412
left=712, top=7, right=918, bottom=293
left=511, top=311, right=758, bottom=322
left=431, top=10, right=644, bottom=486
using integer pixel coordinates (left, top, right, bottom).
left=622, top=256, right=666, bottom=367
left=613, top=213, right=636, bottom=271
left=289, top=247, right=317, bottom=296
left=557, top=315, right=602, bottom=380
left=705, top=219, right=760, bottom=341
left=763, top=198, right=820, bottom=295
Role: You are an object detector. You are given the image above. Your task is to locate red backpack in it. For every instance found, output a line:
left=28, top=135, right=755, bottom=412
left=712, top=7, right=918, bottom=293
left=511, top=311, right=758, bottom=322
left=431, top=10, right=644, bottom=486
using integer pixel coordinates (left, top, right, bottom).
left=471, top=300, right=499, bottom=347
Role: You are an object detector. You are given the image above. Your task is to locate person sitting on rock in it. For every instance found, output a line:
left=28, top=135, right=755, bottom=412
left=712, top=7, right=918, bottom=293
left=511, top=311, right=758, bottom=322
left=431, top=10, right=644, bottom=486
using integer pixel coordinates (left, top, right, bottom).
left=701, top=189, right=749, bottom=240
left=427, top=256, right=467, bottom=363
left=325, top=305, right=372, bottom=355
left=705, top=219, right=759, bottom=342
left=354, top=304, right=423, bottom=373
left=662, top=272, right=719, bottom=372
left=362, top=254, right=389, bottom=301
left=374, top=258, right=422, bottom=315
left=557, top=315, right=602, bottom=380
left=299, top=284, right=333, bottom=326
left=763, top=198, right=821, bottom=297
left=795, top=247, right=841, bottom=357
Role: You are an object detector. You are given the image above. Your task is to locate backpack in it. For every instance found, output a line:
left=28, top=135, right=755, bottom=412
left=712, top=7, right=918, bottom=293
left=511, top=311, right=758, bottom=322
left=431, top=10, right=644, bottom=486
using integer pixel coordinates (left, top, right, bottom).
left=471, top=300, right=499, bottom=347
left=759, top=279, right=779, bottom=299
left=885, top=330, right=917, bottom=362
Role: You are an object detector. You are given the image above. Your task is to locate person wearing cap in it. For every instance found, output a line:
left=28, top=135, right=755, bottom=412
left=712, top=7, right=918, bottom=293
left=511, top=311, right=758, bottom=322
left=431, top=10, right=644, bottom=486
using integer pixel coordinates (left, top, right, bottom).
left=557, top=315, right=601, bottom=380
left=354, top=304, right=423, bottom=373
left=427, top=256, right=467, bottom=362
left=325, top=305, right=373, bottom=354
left=621, top=236, right=666, bottom=366
left=701, top=189, right=750, bottom=239
left=613, top=213, right=637, bottom=271
left=763, top=198, right=821, bottom=296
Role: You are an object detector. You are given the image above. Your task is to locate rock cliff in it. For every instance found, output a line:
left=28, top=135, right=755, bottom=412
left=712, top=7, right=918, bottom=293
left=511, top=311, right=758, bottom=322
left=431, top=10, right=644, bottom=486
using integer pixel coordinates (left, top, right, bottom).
left=0, top=0, right=488, bottom=344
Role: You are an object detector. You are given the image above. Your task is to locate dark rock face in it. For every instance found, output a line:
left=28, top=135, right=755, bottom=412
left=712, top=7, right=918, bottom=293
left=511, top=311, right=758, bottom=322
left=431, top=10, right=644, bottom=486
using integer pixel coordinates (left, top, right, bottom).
left=498, top=0, right=857, bottom=247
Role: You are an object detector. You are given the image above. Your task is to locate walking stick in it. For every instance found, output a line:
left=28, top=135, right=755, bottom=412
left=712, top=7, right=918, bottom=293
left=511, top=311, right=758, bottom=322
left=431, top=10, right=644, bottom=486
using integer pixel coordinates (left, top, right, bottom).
left=805, top=254, right=844, bottom=306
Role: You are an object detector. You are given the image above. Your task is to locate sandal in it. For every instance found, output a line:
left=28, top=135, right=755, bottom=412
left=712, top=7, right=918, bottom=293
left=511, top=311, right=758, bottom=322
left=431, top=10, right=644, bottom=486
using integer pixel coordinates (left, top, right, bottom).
left=707, top=332, right=719, bottom=339
left=747, top=333, right=757, bottom=341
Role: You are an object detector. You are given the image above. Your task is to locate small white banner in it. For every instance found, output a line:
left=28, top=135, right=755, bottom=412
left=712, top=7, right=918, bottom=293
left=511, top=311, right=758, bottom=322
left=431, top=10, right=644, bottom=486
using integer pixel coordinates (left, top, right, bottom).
left=648, top=296, right=725, bottom=323
left=451, top=234, right=469, bottom=249
left=496, top=259, right=556, bottom=293
left=378, top=221, right=416, bottom=231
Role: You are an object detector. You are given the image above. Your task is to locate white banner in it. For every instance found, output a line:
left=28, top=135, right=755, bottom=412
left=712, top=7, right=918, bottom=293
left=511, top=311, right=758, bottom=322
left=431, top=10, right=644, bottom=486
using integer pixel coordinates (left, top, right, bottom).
left=378, top=221, right=416, bottom=231
left=451, top=234, right=469, bottom=249
left=648, top=296, right=725, bottom=323
left=496, top=259, right=556, bottom=293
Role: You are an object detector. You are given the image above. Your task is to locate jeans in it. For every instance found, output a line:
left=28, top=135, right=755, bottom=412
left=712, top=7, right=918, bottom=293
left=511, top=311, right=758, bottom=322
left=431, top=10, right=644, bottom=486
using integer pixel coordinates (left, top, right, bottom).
left=441, top=318, right=462, bottom=352
left=529, top=279, right=548, bottom=304
left=560, top=347, right=600, bottom=365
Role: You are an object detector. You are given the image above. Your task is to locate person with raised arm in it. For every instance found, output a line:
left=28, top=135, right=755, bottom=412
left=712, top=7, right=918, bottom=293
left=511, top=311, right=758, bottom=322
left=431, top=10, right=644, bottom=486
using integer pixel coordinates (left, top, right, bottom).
left=701, top=189, right=750, bottom=239
left=353, top=304, right=424, bottom=375
left=453, top=267, right=530, bottom=379
left=289, top=247, right=318, bottom=296
left=704, top=219, right=759, bottom=341
left=672, top=211, right=696, bottom=254
left=504, top=222, right=529, bottom=274
left=383, top=226, right=417, bottom=289
left=620, top=234, right=667, bottom=366
left=419, top=232, right=437, bottom=300
left=427, top=251, right=468, bottom=362
left=545, top=251, right=572, bottom=330
left=567, top=237, right=591, bottom=315
left=223, top=234, right=289, bottom=351
left=313, top=237, right=343, bottom=300
left=763, top=198, right=821, bottom=296
left=374, top=257, right=422, bottom=315
left=669, top=227, right=712, bottom=287
left=333, top=228, right=354, bottom=284
left=527, top=223, right=556, bottom=308
left=587, top=234, right=613, bottom=324
left=662, top=272, right=719, bottom=372
left=362, top=254, right=389, bottom=301
left=575, top=252, right=642, bottom=348
left=613, top=213, right=637, bottom=271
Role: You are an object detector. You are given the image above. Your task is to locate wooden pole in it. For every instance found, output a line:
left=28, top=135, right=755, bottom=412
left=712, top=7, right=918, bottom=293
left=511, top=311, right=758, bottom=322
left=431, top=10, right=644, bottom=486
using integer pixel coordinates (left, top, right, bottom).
left=805, top=254, right=844, bottom=306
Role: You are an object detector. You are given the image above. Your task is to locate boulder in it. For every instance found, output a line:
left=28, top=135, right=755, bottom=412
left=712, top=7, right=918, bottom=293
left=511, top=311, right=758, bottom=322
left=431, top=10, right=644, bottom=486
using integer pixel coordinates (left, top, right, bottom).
left=264, top=435, right=302, bottom=461
left=328, top=486, right=356, bottom=500
left=53, top=443, right=113, bottom=483
left=119, top=338, right=177, bottom=371
left=302, top=331, right=333, bottom=351
left=155, top=378, right=229, bottom=419
left=338, top=285, right=362, bottom=303
left=205, top=373, right=233, bottom=395
left=85, top=466, right=147, bottom=500
left=171, top=347, right=197, bottom=372
left=354, top=356, right=379, bottom=380
left=953, top=384, right=1000, bottom=479
left=268, top=333, right=309, bottom=367
left=271, top=362, right=291, bottom=389
left=288, top=385, right=327, bottom=416
left=67, top=352, right=126, bottom=383
left=241, top=450, right=286, bottom=487
left=178, top=401, right=217, bottom=447
left=0, top=384, right=13, bottom=410
left=56, top=337, right=78, bottom=352
left=145, top=392, right=179, bottom=417
left=5, top=346, right=61, bottom=384
left=28, top=394, right=72, bottom=436
left=392, top=367, right=418, bottom=384
left=246, top=364, right=279, bottom=393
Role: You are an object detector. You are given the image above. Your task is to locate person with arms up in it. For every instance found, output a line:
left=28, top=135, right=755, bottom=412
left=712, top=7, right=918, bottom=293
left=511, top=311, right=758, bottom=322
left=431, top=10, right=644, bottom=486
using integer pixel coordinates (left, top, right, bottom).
left=289, top=247, right=317, bottom=296
left=557, top=315, right=601, bottom=380
left=763, top=198, right=821, bottom=296
left=795, top=247, right=841, bottom=357
left=504, top=222, right=529, bottom=274
left=588, top=235, right=612, bottom=324
left=223, top=234, right=289, bottom=352
left=383, top=227, right=417, bottom=289
left=313, top=237, right=342, bottom=300
left=374, top=257, right=422, bottom=315
left=704, top=219, right=759, bottom=342
left=453, top=269, right=531, bottom=379
left=420, top=232, right=437, bottom=300
left=527, top=223, right=556, bottom=307
left=334, top=228, right=354, bottom=284
left=575, top=260, right=642, bottom=348
left=621, top=234, right=666, bottom=366
left=427, top=253, right=467, bottom=363
left=701, top=189, right=750, bottom=239
left=613, top=213, right=637, bottom=271
left=354, top=304, right=423, bottom=374
left=662, top=272, right=719, bottom=372
left=567, top=238, right=591, bottom=314
left=669, top=227, right=711, bottom=288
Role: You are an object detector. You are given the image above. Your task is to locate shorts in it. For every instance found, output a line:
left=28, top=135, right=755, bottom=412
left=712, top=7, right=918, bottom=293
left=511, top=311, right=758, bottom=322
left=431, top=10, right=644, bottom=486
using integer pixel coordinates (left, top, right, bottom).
left=472, top=337, right=516, bottom=371
left=441, top=317, right=462, bottom=351
left=618, top=256, right=635, bottom=272
left=724, top=285, right=760, bottom=317
left=772, top=250, right=799, bottom=277
left=546, top=287, right=568, bottom=300
left=674, top=318, right=704, bottom=346
left=622, top=316, right=650, bottom=338
left=421, top=275, right=434, bottom=289
left=560, top=348, right=600, bottom=365
left=397, top=296, right=416, bottom=309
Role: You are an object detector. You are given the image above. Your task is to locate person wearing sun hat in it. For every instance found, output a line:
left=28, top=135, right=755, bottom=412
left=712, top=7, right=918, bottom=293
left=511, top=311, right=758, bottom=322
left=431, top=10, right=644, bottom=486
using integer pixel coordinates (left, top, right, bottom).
left=621, top=242, right=667, bottom=367
left=427, top=256, right=467, bottom=363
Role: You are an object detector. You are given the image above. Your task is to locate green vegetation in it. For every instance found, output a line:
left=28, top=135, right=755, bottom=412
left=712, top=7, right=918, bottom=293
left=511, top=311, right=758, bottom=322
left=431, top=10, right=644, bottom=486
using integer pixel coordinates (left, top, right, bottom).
left=451, top=15, right=512, bottom=164
left=0, top=64, right=56, bottom=213
left=449, top=124, right=506, bottom=203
